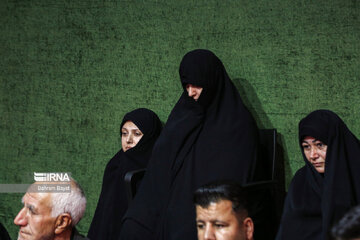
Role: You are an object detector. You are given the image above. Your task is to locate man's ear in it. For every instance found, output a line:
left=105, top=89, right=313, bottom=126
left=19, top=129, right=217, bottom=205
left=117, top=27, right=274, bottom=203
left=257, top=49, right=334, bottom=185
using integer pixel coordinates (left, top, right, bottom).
left=243, top=217, right=254, bottom=240
left=54, top=213, right=72, bottom=235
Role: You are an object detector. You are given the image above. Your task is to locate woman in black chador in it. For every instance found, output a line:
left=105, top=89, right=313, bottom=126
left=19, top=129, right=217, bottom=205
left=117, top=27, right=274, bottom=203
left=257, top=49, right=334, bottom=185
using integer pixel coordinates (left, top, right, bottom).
left=276, top=110, right=360, bottom=240
left=120, top=49, right=262, bottom=240
left=87, top=108, right=162, bottom=240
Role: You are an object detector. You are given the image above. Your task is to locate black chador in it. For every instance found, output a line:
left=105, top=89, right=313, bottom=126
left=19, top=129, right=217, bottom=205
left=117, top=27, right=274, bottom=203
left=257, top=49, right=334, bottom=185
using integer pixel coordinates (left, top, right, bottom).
left=120, top=49, right=261, bottom=240
left=276, top=110, right=360, bottom=240
left=87, top=108, right=162, bottom=240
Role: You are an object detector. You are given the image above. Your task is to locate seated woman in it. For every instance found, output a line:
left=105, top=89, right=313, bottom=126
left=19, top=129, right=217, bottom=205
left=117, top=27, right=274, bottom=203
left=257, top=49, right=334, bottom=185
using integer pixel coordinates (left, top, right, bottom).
left=120, top=49, right=265, bottom=240
left=87, top=108, right=162, bottom=240
left=276, top=110, right=360, bottom=240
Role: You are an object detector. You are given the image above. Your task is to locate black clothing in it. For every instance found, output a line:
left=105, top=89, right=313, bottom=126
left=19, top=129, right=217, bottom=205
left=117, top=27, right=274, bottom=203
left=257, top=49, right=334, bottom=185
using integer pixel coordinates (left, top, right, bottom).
left=87, top=108, right=162, bottom=240
left=72, top=228, right=89, bottom=240
left=120, top=49, right=261, bottom=240
left=276, top=110, right=360, bottom=240
left=0, top=222, right=10, bottom=240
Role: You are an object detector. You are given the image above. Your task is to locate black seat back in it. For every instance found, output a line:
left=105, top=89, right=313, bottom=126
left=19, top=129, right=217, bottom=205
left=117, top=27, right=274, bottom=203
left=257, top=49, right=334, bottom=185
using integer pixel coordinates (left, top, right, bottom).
left=124, top=168, right=146, bottom=203
left=258, top=128, right=277, bottom=181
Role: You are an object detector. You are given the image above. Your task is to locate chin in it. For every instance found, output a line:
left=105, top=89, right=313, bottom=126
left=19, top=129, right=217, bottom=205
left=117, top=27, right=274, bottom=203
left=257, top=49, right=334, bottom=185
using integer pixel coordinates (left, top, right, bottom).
left=17, top=233, right=28, bottom=240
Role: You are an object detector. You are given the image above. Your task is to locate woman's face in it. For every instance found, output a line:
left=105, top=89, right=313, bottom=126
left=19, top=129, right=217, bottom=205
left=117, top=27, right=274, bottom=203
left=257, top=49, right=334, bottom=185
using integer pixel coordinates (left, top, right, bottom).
left=121, top=121, right=144, bottom=152
left=186, top=83, right=203, bottom=101
left=301, top=136, right=327, bottom=173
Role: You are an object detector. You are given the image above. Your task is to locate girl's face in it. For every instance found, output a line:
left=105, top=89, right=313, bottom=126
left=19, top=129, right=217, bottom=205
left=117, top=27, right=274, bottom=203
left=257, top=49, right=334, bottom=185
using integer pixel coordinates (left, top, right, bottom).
left=121, top=121, right=143, bottom=152
left=186, top=84, right=203, bottom=101
left=301, top=136, right=327, bottom=173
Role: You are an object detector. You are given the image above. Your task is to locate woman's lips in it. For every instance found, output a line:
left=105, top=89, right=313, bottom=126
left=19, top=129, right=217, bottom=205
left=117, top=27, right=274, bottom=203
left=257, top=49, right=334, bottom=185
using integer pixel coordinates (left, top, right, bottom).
left=313, top=162, right=324, bottom=167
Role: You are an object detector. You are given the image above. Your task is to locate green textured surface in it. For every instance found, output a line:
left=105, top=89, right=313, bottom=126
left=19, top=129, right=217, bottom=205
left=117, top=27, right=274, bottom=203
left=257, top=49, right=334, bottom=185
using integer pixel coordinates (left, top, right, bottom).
left=1, top=0, right=359, bottom=238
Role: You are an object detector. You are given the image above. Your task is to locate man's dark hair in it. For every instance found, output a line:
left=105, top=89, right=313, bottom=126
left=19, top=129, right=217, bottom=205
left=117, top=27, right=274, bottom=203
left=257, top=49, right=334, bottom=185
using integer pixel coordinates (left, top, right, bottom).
left=331, top=205, right=360, bottom=240
left=193, top=180, right=248, bottom=214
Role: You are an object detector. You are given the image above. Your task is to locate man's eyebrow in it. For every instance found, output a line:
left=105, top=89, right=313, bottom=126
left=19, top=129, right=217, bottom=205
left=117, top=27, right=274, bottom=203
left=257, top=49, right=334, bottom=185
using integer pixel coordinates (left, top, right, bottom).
left=25, top=203, right=36, bottom=212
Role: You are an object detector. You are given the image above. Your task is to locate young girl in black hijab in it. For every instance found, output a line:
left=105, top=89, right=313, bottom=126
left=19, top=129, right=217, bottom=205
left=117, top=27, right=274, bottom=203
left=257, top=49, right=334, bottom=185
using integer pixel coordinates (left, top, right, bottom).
left=87, top=108, right=162, bottom=240
left=120, top=49, right=262, bottom=240
left=276, top=110, right=360, bottom=240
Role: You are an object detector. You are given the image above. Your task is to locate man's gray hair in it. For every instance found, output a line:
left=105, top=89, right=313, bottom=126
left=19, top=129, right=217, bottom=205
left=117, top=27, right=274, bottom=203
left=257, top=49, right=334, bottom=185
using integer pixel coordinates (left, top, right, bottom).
left=50, top=178, right=86, bottom=226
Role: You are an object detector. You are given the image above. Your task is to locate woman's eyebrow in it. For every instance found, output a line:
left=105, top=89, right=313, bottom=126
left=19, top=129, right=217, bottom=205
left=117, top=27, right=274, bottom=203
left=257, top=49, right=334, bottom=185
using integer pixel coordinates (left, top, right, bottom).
left=302, top=139, right=319, bottom=144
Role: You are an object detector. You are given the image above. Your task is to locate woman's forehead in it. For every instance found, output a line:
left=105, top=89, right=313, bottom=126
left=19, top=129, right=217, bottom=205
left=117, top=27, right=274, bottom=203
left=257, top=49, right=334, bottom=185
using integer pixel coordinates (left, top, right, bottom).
left=302, top=136, right=324, bottom=143
left=122, top=121, right=140, bottom=130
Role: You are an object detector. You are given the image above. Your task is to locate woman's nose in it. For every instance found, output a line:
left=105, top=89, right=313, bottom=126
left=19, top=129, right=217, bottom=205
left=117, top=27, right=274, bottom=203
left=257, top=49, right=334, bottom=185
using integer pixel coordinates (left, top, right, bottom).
left=188, top=86, right=195, bottom=97
left=310, top=148, right=319, bottom=159
left=126, top=134, right=133, bottom=143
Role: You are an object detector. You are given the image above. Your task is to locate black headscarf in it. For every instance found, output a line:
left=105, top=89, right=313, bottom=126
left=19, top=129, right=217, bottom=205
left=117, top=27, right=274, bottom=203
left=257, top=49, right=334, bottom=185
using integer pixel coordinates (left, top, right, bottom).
left=120, top=49, right=261, bottom=240
left=276, top=110, right=360, bottom=240
left=87, top=108, right=162, bottom=240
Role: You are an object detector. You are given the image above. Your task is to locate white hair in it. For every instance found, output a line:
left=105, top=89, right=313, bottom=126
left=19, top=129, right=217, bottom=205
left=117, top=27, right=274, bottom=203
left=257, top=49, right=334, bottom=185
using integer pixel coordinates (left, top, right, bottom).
left=50, top=178, right=86, bottom=226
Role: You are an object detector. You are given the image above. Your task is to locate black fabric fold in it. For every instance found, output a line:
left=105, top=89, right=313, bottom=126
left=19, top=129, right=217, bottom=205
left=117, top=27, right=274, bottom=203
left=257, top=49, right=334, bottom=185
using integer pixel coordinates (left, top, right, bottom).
left=87, top=108, right=162, bottom=240
left=120, top=49, right=262, bottom=240
left=276, top=110, right=360, bottom=240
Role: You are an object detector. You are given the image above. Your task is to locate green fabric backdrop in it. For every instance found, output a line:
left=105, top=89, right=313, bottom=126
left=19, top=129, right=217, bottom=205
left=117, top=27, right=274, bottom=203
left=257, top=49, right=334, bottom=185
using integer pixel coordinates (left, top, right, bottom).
left=1, top=0, right=359, bottom=238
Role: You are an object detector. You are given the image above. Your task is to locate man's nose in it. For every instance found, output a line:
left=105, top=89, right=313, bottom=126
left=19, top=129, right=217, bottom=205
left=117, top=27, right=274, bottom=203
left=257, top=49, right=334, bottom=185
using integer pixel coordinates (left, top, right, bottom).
left=204, top=225, right=215, bottom=240
left=14, top=208, right=27, bottom=226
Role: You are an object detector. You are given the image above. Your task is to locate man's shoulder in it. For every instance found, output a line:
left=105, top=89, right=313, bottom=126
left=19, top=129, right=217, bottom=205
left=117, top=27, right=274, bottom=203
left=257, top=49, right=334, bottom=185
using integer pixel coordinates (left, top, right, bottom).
left=72, top=228, right=90, bottom=240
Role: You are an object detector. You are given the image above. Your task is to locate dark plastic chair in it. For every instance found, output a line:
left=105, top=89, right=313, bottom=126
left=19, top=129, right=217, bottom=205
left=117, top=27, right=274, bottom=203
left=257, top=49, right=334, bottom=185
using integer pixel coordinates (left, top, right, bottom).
left=258, top=128, right=286, bottom=232
left=258, top=128, right=277, bottom=181
left=124, top=168, right=146, bottom=203
left=243, top=179, right=279, bottom=240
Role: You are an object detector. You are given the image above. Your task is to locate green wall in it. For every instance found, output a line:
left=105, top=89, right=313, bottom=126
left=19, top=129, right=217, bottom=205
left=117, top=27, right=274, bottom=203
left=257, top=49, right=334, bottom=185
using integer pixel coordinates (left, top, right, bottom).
left=1, top=0, right=359, bottom=238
